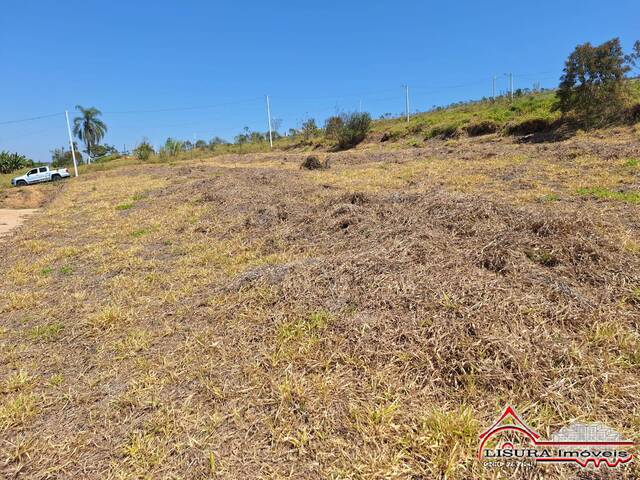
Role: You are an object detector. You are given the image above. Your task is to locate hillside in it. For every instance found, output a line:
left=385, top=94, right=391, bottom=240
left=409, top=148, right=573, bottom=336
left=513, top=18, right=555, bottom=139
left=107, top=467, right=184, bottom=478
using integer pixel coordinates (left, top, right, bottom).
left=1, top=121, right=640, bottom=478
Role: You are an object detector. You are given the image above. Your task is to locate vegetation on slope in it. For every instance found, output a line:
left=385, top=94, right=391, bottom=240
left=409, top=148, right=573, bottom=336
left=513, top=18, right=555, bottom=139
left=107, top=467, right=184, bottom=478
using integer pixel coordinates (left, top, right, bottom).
left=1, top=131, right=640, bottom=478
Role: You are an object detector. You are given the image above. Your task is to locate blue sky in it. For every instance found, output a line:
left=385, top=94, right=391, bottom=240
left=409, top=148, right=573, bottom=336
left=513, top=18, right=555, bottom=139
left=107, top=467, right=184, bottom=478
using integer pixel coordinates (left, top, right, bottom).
left=1, top=0, right=639, bottom=162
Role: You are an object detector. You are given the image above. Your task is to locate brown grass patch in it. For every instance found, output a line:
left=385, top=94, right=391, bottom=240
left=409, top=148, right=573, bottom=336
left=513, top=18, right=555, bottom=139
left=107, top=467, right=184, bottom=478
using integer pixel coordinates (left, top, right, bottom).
left=1, top=131, right=639, bottom=478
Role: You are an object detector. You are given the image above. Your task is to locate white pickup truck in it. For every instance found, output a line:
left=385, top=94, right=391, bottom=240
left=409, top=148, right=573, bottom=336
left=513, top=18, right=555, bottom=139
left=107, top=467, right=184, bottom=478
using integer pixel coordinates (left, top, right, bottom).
left=11, top=166, right=71, bottom=186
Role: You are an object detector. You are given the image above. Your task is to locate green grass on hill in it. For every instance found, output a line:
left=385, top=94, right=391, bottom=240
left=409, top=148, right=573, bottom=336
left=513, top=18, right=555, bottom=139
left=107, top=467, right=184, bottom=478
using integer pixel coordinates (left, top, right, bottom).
left=371, top=91, right=559, bottom=140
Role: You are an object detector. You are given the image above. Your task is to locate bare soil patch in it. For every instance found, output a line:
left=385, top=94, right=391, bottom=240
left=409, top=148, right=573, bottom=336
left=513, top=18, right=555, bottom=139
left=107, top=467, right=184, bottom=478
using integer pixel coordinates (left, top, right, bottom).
left=0, top=183, right=60, bottom=209
left=0, top=208, right=38, bottom=237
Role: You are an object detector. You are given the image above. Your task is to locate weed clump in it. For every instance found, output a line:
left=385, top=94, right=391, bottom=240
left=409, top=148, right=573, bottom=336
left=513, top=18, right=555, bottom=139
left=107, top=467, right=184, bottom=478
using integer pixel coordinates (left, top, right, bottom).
left=301, top=155, right=329, bottom=170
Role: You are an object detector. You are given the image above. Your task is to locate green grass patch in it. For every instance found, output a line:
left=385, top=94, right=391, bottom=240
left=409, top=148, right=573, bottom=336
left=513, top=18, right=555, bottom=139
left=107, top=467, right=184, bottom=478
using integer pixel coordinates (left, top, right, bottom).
left=131, top=228, right=152, bottom=238
left=28, top=322, right=63, bottom=341
left=576, top=187, right=640, bottom=204
left=373, top=90, right=559, bottom=141
left=539, top=193, right=560, bottom=203
left=115, top=203, right=134, bottom=211
left=40, top=266, right=53, bottom=276
left=59, top=265, right=73, bottom=275
left=624, top=158, right=639, bottom=168
left=278, top=310, right=331, bottom=343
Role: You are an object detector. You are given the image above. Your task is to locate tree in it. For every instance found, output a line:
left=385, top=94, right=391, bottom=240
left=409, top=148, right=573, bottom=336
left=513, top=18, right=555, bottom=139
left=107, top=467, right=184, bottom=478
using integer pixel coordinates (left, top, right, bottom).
left=624, top=40, right=640, bottom=72
left=51, top=144, right=84, bottom=167
left=235, top=127, right=251, bottom=144
left=133, top=140, right=154, bottom=161
left=556, top=38, right=634, bottom=126
left=0, top=151, right=34, bottom=174
left=160, top=138, right=183, bottom=157
left=195, top=139, right=207, bottom=149
left=73, top=106, right=107, bottom=163
left=208, top=137, right=228, bottom=150
left=91, top=144, right=118, bottom=158
left=301, top=118, right=318, bottom=140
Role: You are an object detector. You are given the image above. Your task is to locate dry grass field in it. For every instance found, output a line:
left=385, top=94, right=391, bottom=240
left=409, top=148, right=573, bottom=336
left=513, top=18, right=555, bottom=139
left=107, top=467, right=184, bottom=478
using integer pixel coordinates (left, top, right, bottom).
left=1, top=127, right=640, bottom=479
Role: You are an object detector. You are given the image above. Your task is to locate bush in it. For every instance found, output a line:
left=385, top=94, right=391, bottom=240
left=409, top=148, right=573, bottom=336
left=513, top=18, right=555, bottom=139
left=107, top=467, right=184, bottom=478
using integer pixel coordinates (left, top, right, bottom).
left=625, top=104, right=640, bottom=124
left=505, top=117, right=552, bottom=136
left=465, top=120, right=499, bottom=137
left=133, top=140, right=155, bottom=161
left=0, top=151, right=33, bottom=174
left=335, top=112, right=371, bottom=149
left=51, top=145, right=83, bottom=168
left=160, top=138, right=183, bottom=158
left=555, top=38, right=637, bottom=127
left=324, top=116, right=344, bottom=141
left=301, top=118, right=319, bottom=140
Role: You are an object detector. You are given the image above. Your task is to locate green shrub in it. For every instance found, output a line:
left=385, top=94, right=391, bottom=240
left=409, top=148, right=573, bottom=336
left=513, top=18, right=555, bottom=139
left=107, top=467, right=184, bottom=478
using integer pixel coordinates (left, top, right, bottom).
left=0, top=151, right=33, bottom=174
left=159, top=138, right=183, bottom=158
left=324, top=116, right=344, bottom=142
left=51, top=144, right=83, bottom=168
left=133, top=140, right=155, bottom=161
left=335, top=112, right=372, bottom=149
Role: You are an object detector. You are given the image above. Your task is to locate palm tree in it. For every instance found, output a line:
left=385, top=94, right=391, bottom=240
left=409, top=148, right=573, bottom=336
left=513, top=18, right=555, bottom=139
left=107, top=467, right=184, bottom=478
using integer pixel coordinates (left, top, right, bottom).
left=73, top=106, right=107, bottom=163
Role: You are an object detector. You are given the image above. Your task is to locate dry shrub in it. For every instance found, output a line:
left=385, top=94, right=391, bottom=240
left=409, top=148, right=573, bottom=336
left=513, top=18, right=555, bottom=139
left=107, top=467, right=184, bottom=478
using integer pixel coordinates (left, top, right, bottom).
left=300, top=155, right=328, bottom=170
left=625, top=103, right=640, bottom=124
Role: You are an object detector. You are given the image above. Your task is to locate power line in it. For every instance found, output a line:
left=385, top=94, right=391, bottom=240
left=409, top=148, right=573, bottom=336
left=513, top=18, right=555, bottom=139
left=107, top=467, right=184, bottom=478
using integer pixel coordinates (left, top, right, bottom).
left=0, top=112, right=62, bottom=126
left=0, top=125, right=61, bottom=142
left=271, top=88, right=399, bottom=102
left=103, top=97, right=264, bottom=115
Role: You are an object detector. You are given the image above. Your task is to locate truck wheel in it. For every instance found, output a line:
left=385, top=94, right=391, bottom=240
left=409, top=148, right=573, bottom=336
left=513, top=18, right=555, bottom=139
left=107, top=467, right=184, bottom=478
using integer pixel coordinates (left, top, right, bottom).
left=16, top=180, right=27, bottom=187
left=52, top=175, right=61, bottom=181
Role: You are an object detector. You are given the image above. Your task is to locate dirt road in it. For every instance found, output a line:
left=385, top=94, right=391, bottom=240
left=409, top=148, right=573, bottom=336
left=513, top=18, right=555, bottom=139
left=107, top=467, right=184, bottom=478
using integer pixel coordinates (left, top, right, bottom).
left=0, top=208, right=38, bottom=236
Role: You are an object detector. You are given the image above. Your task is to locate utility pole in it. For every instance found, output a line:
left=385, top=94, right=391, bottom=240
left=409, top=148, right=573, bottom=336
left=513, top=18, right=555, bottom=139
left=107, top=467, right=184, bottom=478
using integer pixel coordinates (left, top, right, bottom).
left=510, top=73, right=514, bottom=100
left=492, top=75, right=497, bottom=100
left=266, top=95, right=273, bottom=148
left=359, top=99, right=362, bottom=113
left=504, top=73, right=513, bottom=101
left=65, top=110, right=79, bottom=177
left=404, top=85, right=410, bottom=123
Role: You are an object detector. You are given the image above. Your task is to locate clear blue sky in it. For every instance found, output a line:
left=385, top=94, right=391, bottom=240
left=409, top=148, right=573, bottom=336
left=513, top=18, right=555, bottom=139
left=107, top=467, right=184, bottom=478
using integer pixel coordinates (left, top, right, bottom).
left=1, top=0, right=639, bottom=162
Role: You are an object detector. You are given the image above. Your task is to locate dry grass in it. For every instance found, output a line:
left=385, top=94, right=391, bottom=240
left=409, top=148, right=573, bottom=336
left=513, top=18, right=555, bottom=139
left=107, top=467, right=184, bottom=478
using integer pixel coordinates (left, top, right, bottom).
left=1, top=126, right=639, bottom=478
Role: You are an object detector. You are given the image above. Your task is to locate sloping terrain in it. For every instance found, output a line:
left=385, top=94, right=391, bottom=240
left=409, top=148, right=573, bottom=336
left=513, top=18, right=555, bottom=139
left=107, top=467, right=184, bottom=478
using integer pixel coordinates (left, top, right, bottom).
left=1, top=129, right=640, bottom=479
